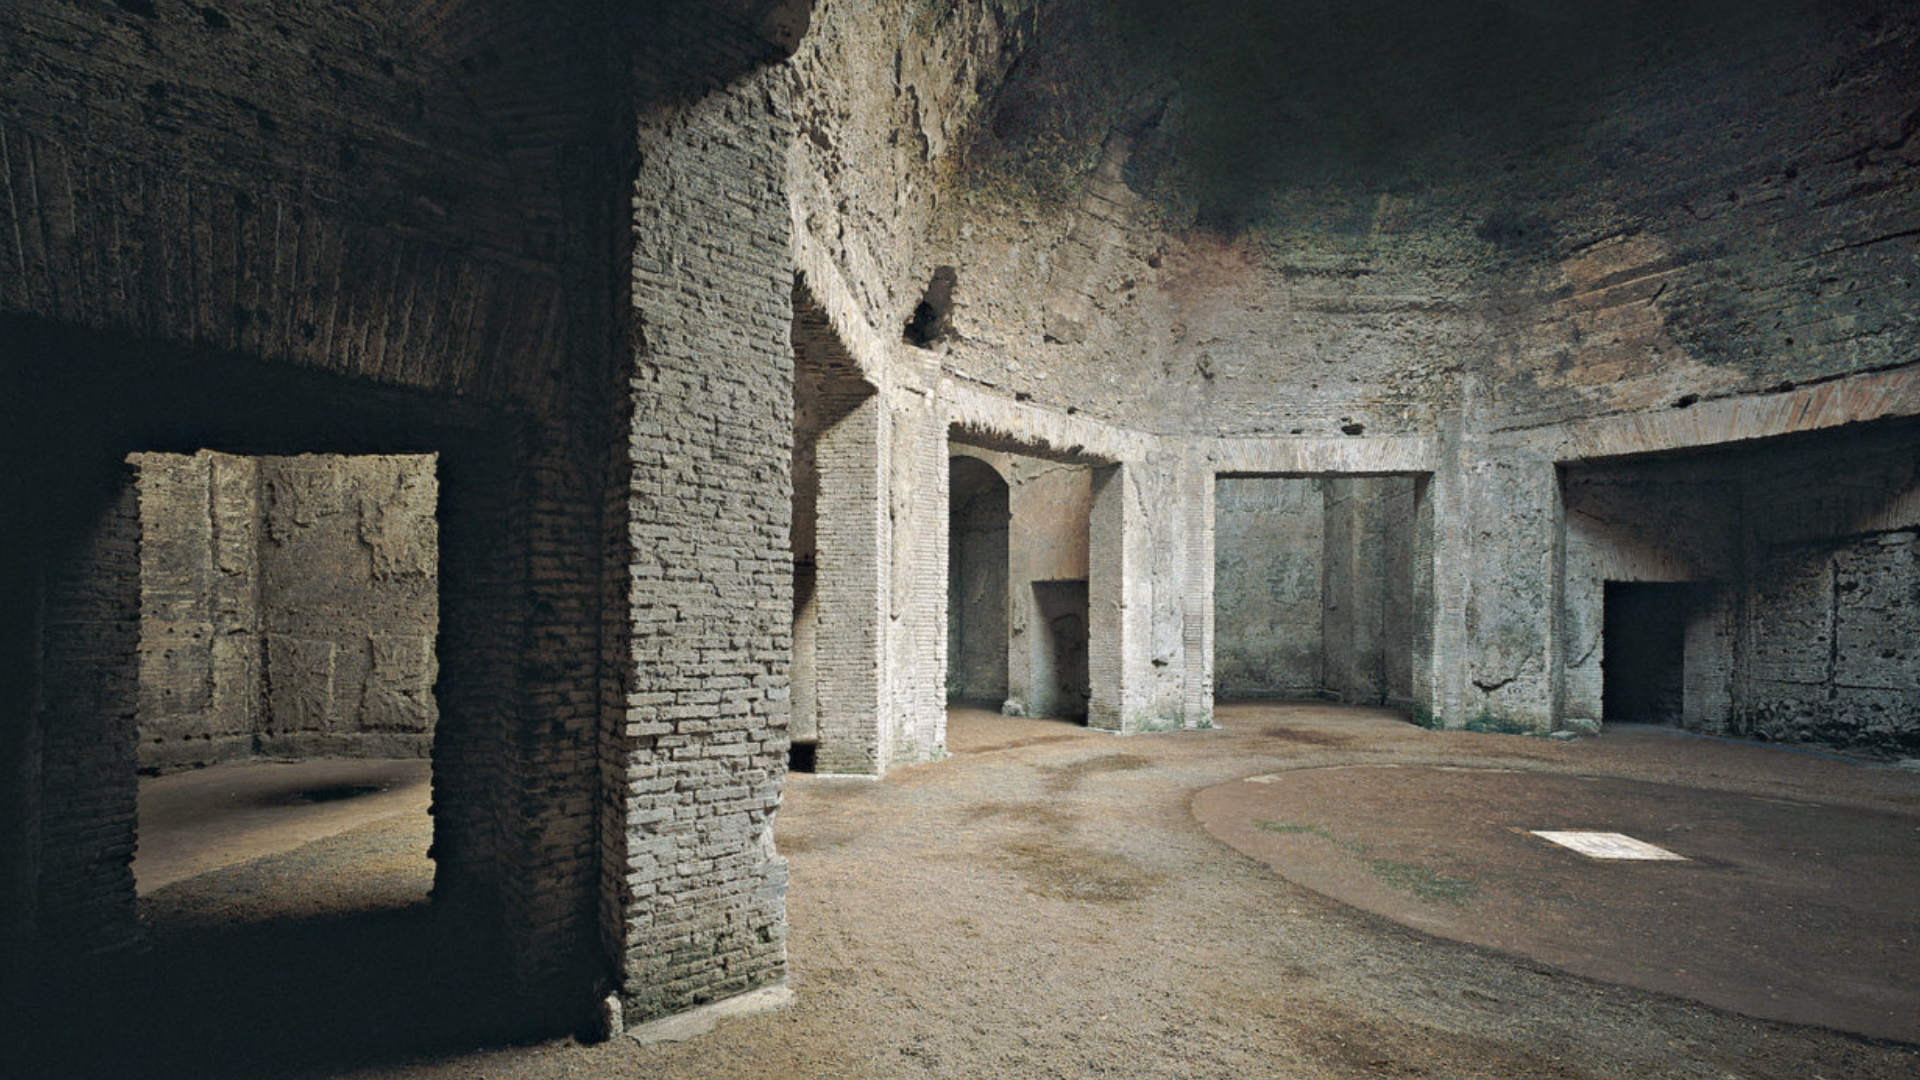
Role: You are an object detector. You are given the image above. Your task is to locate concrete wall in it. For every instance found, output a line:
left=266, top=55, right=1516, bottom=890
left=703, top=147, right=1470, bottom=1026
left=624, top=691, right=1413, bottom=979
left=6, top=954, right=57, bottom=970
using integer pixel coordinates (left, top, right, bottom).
left=1213, top=475, right=1419, bottom=704
left=258, top=455, right=438, bottom=759
left=884, top=386, right=950, bottom=765
left=132, top=452, right=438, bottom=772
left=891, top=2, right=1920, bottom=452
left=1006, top=455, right=1093, bottom=720
left=1214, top=477, right=1324, bottom=697
left=1323, top=477, right=1418, bottom=707
left=132, top=452, right=261, bottom=771
left=1560, top=421, right=1920, bottom=754
left=945, top=445, right=1098, bottom=721
left=1562, top=457, right=1739, bottom=728
left=1733, top=428, right=1919, bottom=754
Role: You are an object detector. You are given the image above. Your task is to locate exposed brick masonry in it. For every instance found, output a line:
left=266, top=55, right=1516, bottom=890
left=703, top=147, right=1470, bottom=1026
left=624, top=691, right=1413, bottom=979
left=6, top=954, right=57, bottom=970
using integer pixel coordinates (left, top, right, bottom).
left=614, top=66, right=794, bottom=1019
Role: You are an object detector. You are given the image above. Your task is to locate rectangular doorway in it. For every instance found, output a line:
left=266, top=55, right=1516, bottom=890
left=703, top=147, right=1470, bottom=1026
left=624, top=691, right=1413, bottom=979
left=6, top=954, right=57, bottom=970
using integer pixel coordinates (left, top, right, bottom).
left=1601, top=582, right=1699, bottom=725
left=1030, top=580, right=1091, bottom=721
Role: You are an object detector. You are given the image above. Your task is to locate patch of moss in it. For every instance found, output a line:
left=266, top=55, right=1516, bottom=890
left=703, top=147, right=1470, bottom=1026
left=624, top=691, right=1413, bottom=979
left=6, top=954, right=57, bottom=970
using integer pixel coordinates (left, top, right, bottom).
left=1363, top=857, right=1476, bottom=904
left=1463, top=711, right=1543, bottom=736
left=1252, top=821, right=1475, bottom=905
left=1255, top=821, right=1330, bottom=838
left=1408, top=704, right=1444, bottom=730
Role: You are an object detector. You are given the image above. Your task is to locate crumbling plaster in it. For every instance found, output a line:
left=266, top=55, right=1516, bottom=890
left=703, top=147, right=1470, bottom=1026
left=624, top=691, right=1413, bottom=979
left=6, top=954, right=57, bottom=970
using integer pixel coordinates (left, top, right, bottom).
left=785, top=0, right=1920, bottom=745
left=1, top=0, right=1917, bottom=1045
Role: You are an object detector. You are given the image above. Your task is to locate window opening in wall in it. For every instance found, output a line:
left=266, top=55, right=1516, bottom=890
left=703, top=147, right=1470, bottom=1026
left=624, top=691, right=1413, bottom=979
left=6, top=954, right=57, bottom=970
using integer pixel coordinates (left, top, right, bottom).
left=1601, top=581, right=1696, bottom=725
left=948, top=456, right=1010, bottom=708
left=903, top=266, right=957, bottom=348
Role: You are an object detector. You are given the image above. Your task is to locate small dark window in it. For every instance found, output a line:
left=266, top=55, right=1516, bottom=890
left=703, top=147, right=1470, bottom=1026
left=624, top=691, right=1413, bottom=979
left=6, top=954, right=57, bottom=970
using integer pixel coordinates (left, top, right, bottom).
left=903, top=266, right=958, bottom=347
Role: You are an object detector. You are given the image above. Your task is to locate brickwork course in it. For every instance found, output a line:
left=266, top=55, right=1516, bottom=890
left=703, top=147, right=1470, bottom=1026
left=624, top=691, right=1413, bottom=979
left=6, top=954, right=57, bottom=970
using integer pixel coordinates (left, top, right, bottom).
left=0, top=0, right=1916, bottom=1045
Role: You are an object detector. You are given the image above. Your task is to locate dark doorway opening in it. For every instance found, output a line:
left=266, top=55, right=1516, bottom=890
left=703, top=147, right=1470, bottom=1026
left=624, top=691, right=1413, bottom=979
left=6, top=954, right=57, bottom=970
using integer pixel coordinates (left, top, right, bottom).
left=1031, top=580, right=1091, bottom=721
left=3, top=317, right=535, bottom=1078
left=1602, top=582, right=1698, bottom=725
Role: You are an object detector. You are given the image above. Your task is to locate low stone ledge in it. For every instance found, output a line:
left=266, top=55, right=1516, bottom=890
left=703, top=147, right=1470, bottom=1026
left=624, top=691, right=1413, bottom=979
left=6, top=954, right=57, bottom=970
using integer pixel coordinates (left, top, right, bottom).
left=623, top=984, right=795, bottom=1045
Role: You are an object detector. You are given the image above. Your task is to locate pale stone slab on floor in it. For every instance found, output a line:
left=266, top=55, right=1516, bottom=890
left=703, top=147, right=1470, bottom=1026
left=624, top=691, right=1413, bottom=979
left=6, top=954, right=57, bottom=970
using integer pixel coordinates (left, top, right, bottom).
left=1531, top=830, right=1686, bottom=860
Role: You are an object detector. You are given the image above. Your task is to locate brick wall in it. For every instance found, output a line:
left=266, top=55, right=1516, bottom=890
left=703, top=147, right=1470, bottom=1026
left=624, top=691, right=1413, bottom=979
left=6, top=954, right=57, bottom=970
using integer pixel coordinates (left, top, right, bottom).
left=35, top=470, right=142, bottom=972
left=0, top=0, right=819, bottom=1036
left=807, top=381, right=885, bottom=773
left=1213, top=474, right=1419, bottom=704
left=614, top=65, right=793, bottom=1019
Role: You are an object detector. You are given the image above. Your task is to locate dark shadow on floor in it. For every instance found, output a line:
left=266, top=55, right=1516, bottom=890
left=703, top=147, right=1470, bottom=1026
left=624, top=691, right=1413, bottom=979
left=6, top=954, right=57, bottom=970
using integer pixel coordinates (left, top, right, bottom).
left=14, top=902, right=543, bottom=1080
left=17, top=757, right=548, bottom=1080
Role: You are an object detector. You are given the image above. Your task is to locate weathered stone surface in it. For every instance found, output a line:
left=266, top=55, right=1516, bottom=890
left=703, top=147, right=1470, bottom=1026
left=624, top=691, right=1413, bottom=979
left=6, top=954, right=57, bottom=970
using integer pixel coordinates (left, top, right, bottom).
left=4, top=0, right=1918, bottom=1045
left=1215, top=477, right=1326, bottom=697
left=1561, top=421, right=1920, bottom=754
left=947, top=455, right=1010, bottom=703
left=133, top=453, right=438, bottom=769
left=615, top=64, right=794, bottom=1021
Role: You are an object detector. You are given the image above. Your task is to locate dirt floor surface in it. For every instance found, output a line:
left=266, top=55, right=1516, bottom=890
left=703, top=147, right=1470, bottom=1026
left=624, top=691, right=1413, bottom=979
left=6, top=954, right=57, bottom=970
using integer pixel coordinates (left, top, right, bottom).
left=134, top=757, right=431, bottom=892
left=24, top=703, right=1920, bottom=1080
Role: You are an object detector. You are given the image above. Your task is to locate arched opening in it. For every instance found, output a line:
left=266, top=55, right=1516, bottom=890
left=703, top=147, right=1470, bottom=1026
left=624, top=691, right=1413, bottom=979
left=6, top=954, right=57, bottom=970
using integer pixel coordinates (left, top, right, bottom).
left=946, top=441, right=1096, bottom=725
left=947, top=456, right=1010, bottom=707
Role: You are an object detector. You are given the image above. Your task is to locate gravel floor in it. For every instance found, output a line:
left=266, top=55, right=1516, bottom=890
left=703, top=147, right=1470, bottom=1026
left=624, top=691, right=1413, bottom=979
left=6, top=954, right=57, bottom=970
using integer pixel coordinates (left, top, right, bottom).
left=26, top=704, right=1920, bottom=1079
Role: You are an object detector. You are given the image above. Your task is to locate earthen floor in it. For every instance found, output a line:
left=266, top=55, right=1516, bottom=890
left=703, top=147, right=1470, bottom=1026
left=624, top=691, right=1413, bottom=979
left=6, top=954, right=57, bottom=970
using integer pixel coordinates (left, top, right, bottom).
left=44, top=705, right=1920, bottom=1079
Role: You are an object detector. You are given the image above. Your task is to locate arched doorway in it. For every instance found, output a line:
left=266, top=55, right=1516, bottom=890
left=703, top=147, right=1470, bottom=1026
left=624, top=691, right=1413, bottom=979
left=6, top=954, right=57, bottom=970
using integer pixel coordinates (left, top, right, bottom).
left=948, top=456, right=1011, bottom=706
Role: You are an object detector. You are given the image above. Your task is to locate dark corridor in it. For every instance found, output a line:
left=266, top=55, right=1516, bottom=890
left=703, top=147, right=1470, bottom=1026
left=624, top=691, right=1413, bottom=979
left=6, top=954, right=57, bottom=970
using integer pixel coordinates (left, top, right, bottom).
left=1602, top=582, right=1698, bottom=725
